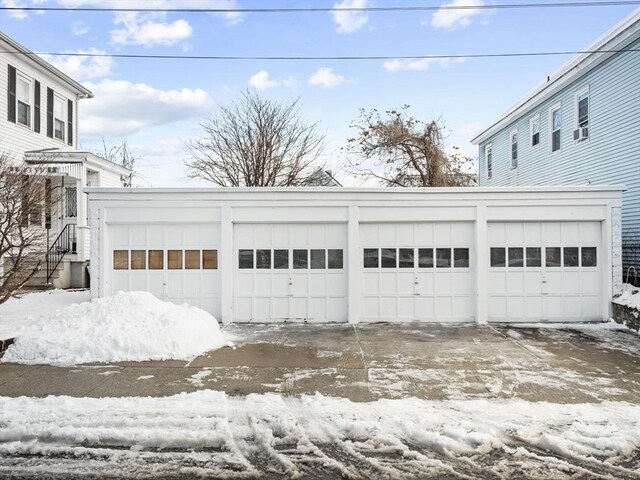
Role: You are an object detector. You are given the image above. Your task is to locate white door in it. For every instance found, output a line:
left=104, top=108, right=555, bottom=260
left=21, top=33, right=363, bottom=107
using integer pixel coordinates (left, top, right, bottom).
left=233, top=223, right=348, bottom=323
left=487, top=221, right=602, bottom=322
left=361, top=222, right=475, bottom=322
left=108, top=223, right=221, bottom=317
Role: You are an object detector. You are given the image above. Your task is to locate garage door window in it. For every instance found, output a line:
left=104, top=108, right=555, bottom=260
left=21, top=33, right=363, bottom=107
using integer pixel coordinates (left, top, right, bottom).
left=203, top=250, right=218, bottom=269
left=328, top=249, right=343, bottom=269
left=436, top=248, right=451, bottom=268
left=185, top=250, right=201, bottom=269
left=399, top=248, right=414, bottom=268
left=508, top=248, right=524, bottom=267
left=256, top=249, right=271, bottom=269
left=564, top=247, right=579, bottom=267
left=310, top=249, right=326, bottom=269
left=418, top=248, right=434, bottom=268
left=274, top=249, right=288, bottom=269
left=131, top=250, right=146, bottom=270
left=490, top=248, right=506, bottom=267
left=239, top=250, right=253, bottom=269
left=168, top=250, right=183, bottom=269
left=114, top=250, right=128, bottom=270
left=381, top=248, right=397, bottom=268
left=582, top=247, right=597, bottom=267
left=293, top=249, right=308, bottom=269
left=454, top=248, right=470, bottom=268
left=148, top=250, right=164, bottom=270
left=364, top=249, right=379, bottom=268
left=526, top=248, right=542, bottom=267
left=546, top=247, right=562, bottom=267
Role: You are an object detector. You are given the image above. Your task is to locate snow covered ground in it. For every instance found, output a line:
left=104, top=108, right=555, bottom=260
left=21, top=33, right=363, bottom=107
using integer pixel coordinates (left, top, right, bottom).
left=0, top=391, right=638, bottom=479
left=1, top=291, right=230, bottom=365
left=615, top=283, right=640, bottom=310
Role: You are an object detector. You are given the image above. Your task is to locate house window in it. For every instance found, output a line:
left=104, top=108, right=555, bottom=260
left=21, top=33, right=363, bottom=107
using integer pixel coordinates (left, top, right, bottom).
left=530, top=115, right=540, bottom=147
left=17, top=76, right=31, bottom=127
left=485, top=144, right=492, bottom=179
left=574, top=88, right=589, bottom=141
left=65, top=187, right=77, bottom=218
left=550, top=104, right=561, bottom=152
left=510, top=130, right=518, bottom=169
left=54, top=96, right=66, bottom=141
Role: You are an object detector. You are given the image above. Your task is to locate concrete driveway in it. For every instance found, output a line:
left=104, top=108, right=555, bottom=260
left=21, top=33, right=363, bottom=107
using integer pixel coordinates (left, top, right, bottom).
left=1, top=322, right=639, bottom=403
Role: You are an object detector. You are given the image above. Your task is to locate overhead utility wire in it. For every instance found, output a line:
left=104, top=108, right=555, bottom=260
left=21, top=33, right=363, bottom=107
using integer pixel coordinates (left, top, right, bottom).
left=3, top=48, right=640, bottom=61
left=2, top=1, right=640, bottom=12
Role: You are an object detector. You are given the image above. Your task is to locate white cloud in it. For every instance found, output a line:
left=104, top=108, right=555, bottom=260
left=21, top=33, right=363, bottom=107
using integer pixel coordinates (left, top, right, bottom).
left=1, top=0, right=45, bottom=19
left=41, top=49, right=114, bottom=81
left=110, top=12, right=193, bottom=47
left=80, top=79, right=213, bottom=137
left=249, top=71, right=297, bottom=90
left=383, top=57, right=465, bottom=72
left=331, top=0, right=369, bottom=34
left=308, top=68, right=345, bottom=88
left=431, top=0, right=487, bottom=30
left=72, top=20, right=89, bottom=35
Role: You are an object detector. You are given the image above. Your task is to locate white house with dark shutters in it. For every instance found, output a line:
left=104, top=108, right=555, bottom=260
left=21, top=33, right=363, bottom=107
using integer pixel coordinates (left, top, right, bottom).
left=1, top=31, right=131, bottom=289
left=471, top=9, right=640, bottom=279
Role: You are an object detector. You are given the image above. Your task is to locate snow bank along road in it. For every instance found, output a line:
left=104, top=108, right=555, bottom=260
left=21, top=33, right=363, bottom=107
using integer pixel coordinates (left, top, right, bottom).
left=1, top=391, right=639, bottom=479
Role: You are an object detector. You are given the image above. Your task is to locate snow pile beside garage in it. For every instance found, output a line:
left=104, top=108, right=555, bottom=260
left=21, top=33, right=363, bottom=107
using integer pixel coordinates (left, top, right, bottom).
left=1, top=292, right=230, bottom=366
left=615, top=283, right=640, bottom=310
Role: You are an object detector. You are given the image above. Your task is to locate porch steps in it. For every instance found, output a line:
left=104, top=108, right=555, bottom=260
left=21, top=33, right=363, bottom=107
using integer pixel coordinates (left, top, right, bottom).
left=3, top=253, right=60, bottom=292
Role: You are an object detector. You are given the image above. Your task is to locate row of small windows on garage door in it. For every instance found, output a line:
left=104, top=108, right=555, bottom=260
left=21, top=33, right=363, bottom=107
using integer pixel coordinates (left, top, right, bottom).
left=238, top=249, right=344, bottom=270
left=113, top=249, right=218, bottom=270
left=490, top=247, right=597, bottom=268
left=363, top=248, right=471, bottom=269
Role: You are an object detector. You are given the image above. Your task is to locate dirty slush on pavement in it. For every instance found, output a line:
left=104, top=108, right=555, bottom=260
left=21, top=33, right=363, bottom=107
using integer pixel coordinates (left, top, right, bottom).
left=1, top=323, right=640, bottom=479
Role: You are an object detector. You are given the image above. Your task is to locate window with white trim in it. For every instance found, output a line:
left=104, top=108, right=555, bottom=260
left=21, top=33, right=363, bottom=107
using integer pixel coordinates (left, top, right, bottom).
left=53, top=95, right=66, bottom=141
left=530, top=115, right=540, bottom=147
left=485, top=144, right=492, bottom=179
left=16, top=76, right=31, bottom=127
left=574, top=87, right=589, bottom=142
left=550, top=104, right=561, bottom=152
left=510, top=130, right=518, bottom=169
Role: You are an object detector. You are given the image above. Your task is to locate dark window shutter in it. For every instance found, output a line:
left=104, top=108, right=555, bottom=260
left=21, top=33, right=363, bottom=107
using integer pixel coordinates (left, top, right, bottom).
left=7, top=65, right=16, bottom=123
left=46, top=87, right=54, bottom=138
left=34, top=81, right=41, bottom=133
left=67, top=99, right=73, bottom=146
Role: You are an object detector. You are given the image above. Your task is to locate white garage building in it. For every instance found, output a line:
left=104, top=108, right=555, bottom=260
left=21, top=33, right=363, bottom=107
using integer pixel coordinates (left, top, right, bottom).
left=86, top=187, right=623, bottom=324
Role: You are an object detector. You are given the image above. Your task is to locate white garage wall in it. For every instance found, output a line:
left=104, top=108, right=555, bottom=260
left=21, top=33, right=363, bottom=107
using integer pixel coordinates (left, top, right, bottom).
left=87, top=187, right=623, bottom=324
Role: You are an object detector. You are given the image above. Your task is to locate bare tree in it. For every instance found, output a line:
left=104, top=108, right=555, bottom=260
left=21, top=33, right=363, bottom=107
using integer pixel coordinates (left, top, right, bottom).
left=186, top=91, right=325, bottom=187
left=345, top=106, right=476, bottom=187
left=97, top=139, right=139, bottom=187
left=0, top=153, right=57, bottom=303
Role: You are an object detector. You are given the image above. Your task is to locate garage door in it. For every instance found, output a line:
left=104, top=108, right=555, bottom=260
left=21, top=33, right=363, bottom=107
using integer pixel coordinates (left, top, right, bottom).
left=488, top=221, right=602, bottom=322
left=361, top=223, right=475, bottom=322
left=233, top=223, right=348, bottom=323
left=109, top=223, right=221, bottom=317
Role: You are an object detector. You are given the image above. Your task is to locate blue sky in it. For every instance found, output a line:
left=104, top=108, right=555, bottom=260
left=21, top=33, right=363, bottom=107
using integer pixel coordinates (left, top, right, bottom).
left=2, top=1, right=638, bottom=186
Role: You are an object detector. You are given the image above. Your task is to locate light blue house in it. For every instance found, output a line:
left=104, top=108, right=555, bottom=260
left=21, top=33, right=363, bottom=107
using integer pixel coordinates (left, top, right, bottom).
left=472, top=9, right=640, bottom=277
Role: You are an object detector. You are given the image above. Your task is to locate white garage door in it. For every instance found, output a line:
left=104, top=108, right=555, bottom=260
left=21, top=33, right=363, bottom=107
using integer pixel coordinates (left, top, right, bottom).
left=109, top=223, right=221, bottom=317
left=488, top=221, right=602, bottom=322
left=361, top=223, right=475, bottom=322
left=233, top=223, right=348, bottom=323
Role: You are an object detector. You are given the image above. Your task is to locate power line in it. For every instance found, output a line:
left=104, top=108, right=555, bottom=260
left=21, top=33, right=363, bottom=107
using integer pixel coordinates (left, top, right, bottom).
left=2, top=1, right=640, bottom=13
left=4, top=48, right=640, bottom=61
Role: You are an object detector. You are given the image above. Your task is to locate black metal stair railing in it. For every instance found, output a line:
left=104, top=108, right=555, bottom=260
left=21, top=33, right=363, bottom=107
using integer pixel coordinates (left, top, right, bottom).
left=46, top=224, right=77, bottom=283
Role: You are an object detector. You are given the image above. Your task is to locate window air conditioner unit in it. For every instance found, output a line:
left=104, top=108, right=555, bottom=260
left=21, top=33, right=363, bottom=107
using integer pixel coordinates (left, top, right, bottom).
left=573, top=127, right=589, bottom=142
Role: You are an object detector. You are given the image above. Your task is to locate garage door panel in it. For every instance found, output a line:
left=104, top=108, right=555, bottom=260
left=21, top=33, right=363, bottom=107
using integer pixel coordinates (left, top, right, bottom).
left=490, top=297, right=507, bottom=320
left=309, top=274, right=326, bottom=295
left=525, top=273, right=543, bottom=295
left=327, top=298, right=347, bottom=321
left=309, top=298, right=326, bottom=320
left=582, top=271, right=600, bottom=295
left=255, top=275, right=271, bottom=295
left=434, top=224, right=452, bottom=245
left=379, top=225, right=397, bottom=245
left=272, top=298, right=289, bottom=319
left=112, top=273, right=129, bottom=292
left=397, top=273, right=414, bottom=294
left=524, top=223, right=543, bottom=244
left=415, top=297, right=434, bottom=320
left=380, top=297, right=397, bottom=318
left=291, top=275, right=308, bottom=295
left=272, top=274, right=289, bottom=292
left=563, top=223, right=579, bottom=243
left=416, top=273, right=434, bottom=293
left=290, top=297, right=308, bottom=319
left=397, top=297, right=414, bottom=318
left=415, top=223, right=434, bottom=242
left=434, top=274, right=452, bottom=295
left=236, top=274, right=254, bottom=295
left=563, top=272, right=581, bottom=295
left=454, top=297, right=474, bottom=320
left=580, top=222, right=601, bottom=242
left=327, top=274, right=346, bottom=295
left=505, top=223, right=524, bottom=244
left=363, top=274, right=379, bottom=294
left=488, top=272, right=506, bottom=295
left=582, top=297, right=600, bottom=318
left=507, top=297, right=525, bottom=319
left=253, top=298, right=271, bottom=320
left=563, top=296, right=582, bottom=318
left=435, top=297, right=452, bottom=319
left=397, top=224, right=414, bottom=243
left=130, top=273, right=146, bottom=291
left=525, top=297, right=543, bottom=319
left=364, top=298, right=379, bottom=318
left=380, top=273, right=397, bottom=294
left=506, top=272, right=524, bottom=295
left=453, top=272, right=473, bottom=295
